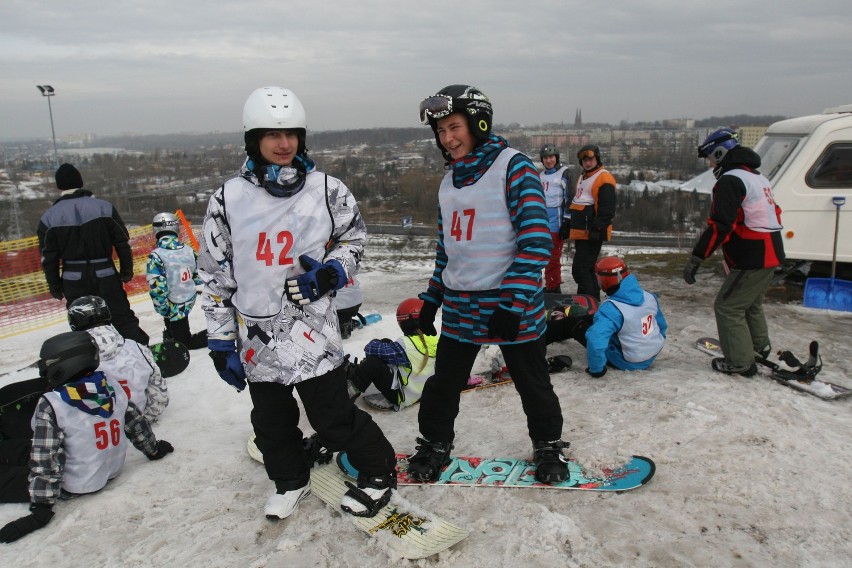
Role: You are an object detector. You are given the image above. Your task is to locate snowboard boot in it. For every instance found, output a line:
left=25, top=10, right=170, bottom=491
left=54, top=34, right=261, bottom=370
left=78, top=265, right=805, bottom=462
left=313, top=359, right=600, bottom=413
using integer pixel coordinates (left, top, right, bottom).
left=340, top=473, right=397, bottom=517
left=406, top=438, right=453, bottom=482
left=533, top=439, right=570, bottom=483
left=264, top=482, right=311, bottom=520
left=711, top=357, right=758, bottom=377
left=754, top=344, right=772, bottom=361
left=340, top=319, right=354, bottom=339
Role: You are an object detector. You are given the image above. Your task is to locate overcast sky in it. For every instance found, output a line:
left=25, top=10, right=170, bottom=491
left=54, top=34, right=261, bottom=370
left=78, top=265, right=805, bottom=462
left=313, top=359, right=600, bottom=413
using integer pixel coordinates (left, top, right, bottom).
left=2, top=0, right=851, bottom=141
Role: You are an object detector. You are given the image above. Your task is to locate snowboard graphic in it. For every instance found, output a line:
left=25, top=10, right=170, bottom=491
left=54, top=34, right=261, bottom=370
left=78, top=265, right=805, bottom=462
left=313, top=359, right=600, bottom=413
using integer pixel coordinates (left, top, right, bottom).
left=337, top=451, right=655, bottom=492
left=150, top=340, right=190, bottom=378
left=310, top=463, right=469, bottom=559
left=694, top=337, right=851, bottom=400
left=544, top=293, right=600, bottom=315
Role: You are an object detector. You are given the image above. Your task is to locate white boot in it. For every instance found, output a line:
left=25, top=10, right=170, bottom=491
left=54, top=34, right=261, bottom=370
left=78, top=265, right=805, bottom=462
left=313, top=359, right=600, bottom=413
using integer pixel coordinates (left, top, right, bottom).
left=340, top=477, right=394, bottom=517
left=264, top=482, right=311, bottom=520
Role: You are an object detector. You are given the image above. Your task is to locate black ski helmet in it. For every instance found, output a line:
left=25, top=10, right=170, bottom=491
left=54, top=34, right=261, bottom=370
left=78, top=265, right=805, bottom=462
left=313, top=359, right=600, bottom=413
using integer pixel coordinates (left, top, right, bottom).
left=540, top=144, right=560, bottom=165
left=38, top=331, right=100, bottom=387
left=419, top=84, right=493, bottom=161
left=577, top=144, right=602, bottom=166
left=67, top=295, right=112, bottom=331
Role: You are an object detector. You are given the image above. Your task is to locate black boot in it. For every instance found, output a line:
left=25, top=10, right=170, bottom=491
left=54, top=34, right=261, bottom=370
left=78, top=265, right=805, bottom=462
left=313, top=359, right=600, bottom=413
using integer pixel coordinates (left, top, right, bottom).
left=406, top=438, right=453, bottom=482
left=533, top=439, right=570, bottom=483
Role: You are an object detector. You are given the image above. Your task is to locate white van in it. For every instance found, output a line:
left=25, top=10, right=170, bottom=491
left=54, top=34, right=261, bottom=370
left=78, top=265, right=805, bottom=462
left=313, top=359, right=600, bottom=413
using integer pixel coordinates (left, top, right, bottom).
left=754, top=105, right=852, bottom=277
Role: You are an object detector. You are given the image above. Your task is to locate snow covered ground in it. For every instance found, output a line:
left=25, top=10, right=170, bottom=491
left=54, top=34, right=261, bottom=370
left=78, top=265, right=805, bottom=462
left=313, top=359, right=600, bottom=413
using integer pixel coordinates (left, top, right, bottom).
left=1, top=236, right=850, bottom=567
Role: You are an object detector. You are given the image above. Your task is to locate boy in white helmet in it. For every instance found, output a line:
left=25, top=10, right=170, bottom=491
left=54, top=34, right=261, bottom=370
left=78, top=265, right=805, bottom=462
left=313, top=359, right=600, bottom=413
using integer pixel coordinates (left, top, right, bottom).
left=197, top=86, right=397, bottom=520
left=146, top=212, right=207, bottom=349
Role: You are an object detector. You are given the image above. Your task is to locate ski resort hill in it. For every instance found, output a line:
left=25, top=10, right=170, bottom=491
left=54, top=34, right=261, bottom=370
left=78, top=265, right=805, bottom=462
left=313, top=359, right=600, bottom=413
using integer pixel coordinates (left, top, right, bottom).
left=1, top=237, right=850, bottom=567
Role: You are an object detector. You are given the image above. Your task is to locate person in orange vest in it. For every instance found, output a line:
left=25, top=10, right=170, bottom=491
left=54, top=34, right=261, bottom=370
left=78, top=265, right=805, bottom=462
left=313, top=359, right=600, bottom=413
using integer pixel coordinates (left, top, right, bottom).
left=567, top=145, right=616, bottom=300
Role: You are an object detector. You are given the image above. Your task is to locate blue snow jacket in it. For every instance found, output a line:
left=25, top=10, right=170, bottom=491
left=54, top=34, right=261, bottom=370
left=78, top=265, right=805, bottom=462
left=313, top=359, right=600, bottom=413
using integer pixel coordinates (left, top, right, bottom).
left=585, top=274, right=667, bottom=373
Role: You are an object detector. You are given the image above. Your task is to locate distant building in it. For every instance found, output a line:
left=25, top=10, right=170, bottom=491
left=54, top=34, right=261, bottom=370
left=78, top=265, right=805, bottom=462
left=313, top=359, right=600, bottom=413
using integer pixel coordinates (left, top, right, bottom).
left=737, top=126, right=768, bottom=148
left=575, top=108, right=582, bottom=127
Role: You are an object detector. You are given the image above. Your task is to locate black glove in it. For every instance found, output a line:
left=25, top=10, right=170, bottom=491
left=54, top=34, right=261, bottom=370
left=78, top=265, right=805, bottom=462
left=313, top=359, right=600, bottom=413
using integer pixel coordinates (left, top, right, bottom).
left=585, top=367, right=607, bottom=378
left=148, top=440, right=174, bottom=461
left=558, top=221, right=570, bottom=240
left=487, top=307, right=521, bottom=341
left=120, top=269, right=134, bottom=283
left=419, top=300, right=439, bottom=336
left=682, top=255, right=703, bottom=285
left=48, top=286, right=63, bottom=300
left=588, top=226, right=603, bottom=242
left=0, top=503, right=54, bottom=543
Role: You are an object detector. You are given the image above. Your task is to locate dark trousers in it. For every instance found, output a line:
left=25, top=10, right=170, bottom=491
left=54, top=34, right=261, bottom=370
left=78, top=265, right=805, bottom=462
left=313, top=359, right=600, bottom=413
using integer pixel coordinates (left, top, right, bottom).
left=62, top=263, right=148, bottom=345
left=545, top=314, right=594, bottom=346
left=418, top=336, right=563, bottom=444
left=571, top=239, right=603, bottom=299
left=352, top=356, right=398, bottom=405
left=248, top=364, right=395, bottom=491
left=0, top=378, right=46, bottom=503
left=163, top=317, right=208, bottom=350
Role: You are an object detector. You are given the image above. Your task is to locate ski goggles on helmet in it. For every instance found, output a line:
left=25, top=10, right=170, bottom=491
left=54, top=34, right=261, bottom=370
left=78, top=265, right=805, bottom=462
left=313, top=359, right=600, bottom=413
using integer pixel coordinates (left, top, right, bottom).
left=578, top=150, right=597, bottom=161
left=419, top=95, right=454, bottom=124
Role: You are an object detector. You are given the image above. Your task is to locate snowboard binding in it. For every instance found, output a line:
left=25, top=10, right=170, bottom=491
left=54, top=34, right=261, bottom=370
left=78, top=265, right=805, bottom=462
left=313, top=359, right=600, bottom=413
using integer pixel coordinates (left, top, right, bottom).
left=760, top=341, right=823, bottom=384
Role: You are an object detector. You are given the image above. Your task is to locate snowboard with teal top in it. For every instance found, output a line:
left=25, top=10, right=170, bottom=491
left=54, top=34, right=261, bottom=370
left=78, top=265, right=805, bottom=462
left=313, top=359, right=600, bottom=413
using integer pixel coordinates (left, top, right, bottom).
left=337, top=451, right=655, bottom=492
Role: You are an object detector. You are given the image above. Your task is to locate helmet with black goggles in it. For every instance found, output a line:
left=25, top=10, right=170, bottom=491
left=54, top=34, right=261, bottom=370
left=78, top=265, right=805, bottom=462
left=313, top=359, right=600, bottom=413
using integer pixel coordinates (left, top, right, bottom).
left=152, top=212, right=180, bottom=239
left=419, top=85, right=493, bottom=160
left=697, top=128, right=739, bottom=161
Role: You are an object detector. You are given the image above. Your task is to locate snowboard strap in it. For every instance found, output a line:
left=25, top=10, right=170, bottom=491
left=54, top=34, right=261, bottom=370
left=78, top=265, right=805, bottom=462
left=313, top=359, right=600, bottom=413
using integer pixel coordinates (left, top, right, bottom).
left=342, top=481, right=392, bottom=517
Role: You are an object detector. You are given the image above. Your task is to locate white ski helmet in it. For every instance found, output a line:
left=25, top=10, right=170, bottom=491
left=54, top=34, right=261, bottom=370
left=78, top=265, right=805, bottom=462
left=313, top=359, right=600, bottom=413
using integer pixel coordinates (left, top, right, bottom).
left=243, top=86, right=307, bottom=133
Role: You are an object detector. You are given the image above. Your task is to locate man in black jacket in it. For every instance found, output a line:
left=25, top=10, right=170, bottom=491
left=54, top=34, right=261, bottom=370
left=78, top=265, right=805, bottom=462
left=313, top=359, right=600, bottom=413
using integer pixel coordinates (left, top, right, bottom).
left=37, top=163, right=148, bottom=345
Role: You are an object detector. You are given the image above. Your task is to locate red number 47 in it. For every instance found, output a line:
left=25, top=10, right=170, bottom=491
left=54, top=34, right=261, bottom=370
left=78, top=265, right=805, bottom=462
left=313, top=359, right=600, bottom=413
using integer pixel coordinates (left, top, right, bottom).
left=450, top=209, right=476, bottom=241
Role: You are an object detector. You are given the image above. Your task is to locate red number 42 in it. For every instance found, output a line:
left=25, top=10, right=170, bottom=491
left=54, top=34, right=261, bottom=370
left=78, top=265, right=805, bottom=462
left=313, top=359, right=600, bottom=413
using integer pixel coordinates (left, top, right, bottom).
left=256, top=231, right=295, bottom=266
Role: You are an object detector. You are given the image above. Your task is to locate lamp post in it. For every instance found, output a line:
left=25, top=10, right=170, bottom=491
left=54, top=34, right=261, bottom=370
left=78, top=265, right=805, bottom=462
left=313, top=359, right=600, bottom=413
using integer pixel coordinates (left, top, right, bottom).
left=36, top=85, right=59, bottom=166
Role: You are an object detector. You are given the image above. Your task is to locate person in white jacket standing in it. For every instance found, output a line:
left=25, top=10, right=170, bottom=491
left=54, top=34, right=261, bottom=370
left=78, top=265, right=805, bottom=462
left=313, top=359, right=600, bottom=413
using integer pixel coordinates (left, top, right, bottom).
left=197, top=86, right=397, bottom=521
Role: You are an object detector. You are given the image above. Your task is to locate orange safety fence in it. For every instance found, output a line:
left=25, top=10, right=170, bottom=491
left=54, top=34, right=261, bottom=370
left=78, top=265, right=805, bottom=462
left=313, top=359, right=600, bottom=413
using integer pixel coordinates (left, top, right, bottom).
left=0, top=210, right=200, bottom=339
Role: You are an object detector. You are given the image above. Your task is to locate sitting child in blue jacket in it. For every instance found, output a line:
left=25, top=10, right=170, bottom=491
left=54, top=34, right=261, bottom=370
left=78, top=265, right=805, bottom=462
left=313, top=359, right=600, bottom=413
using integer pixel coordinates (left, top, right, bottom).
left=547, top=256, right=667, bottom=378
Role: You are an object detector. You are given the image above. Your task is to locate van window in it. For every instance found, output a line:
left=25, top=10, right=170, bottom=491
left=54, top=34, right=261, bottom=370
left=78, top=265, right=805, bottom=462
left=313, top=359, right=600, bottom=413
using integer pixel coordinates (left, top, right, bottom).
left=754, top=135, right=801, bottom=181
left=806, top=143, right=852, bottom=188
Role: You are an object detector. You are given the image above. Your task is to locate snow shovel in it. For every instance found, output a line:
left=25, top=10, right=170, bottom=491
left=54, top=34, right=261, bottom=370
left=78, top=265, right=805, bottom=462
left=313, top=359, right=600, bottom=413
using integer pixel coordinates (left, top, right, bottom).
left=803, top=196, right=852, bottom=311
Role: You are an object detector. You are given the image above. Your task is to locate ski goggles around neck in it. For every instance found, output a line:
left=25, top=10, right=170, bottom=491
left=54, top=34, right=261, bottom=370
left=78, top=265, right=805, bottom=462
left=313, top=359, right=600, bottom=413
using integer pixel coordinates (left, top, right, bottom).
left=419, top=95, right=454, bottom=124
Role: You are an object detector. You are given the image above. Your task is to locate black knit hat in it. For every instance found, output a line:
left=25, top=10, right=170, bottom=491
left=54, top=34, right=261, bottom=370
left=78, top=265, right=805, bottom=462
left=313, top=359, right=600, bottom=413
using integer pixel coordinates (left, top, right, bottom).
left=55, top=163, right=83, bottom=190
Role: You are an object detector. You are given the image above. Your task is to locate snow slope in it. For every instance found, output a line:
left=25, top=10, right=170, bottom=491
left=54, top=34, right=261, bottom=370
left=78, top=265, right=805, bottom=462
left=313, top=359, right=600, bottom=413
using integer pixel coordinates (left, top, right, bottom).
left=1, top=236, right=850, bottom=567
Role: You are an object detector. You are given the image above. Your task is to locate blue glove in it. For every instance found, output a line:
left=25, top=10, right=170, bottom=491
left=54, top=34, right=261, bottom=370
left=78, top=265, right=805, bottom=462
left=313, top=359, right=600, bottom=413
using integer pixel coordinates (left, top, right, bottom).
left=208, top=339, right=246, bottom=392
left=285, top=255, right=346, bottom=305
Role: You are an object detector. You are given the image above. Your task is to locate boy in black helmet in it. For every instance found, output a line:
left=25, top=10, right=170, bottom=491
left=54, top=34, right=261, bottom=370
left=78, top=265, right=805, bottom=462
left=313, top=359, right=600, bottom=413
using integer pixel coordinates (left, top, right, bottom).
left=0, top=331, right=172, bottom=543
left=412, top=84, right=569, bottom=484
